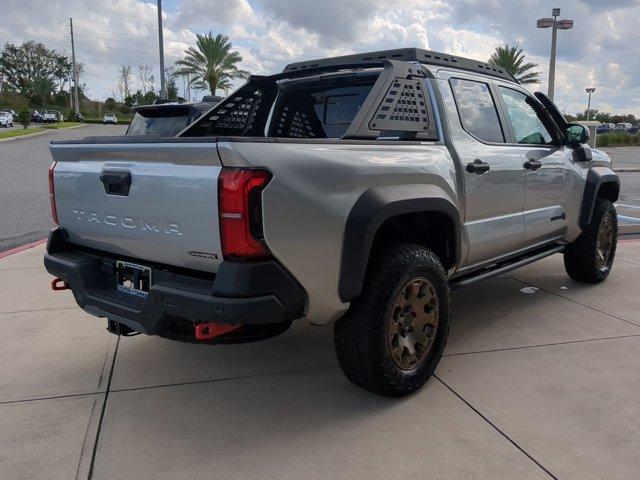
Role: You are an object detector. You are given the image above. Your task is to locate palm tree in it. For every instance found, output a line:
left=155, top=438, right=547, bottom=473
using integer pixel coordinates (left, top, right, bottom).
left=488, top=45, right=541, bottom=85
left=175, top=33, right=249, bottom=95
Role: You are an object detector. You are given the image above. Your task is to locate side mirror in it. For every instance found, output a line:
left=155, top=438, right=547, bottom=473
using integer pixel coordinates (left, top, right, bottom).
left=566, top=124, right=590, bottom=148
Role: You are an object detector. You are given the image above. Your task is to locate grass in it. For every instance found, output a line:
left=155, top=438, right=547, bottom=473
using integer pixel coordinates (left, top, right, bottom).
left=0, top=127, right=46, bottom=139
left=0, top=122, right=84, bottom=140
left=597, top=132, right=640, bottom=147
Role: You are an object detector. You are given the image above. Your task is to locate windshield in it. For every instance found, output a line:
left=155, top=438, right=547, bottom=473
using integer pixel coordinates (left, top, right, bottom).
left=127, top=107, right=201, bottom=137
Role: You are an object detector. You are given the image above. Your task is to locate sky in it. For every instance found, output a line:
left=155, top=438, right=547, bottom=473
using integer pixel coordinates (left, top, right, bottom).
left=1, top=0, right=639, bottom=116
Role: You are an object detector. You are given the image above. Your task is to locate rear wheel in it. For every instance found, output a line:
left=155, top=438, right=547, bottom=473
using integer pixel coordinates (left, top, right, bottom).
left=334, top=244, right=450, bottom=397
left=564, top=198, right=617, bottom=283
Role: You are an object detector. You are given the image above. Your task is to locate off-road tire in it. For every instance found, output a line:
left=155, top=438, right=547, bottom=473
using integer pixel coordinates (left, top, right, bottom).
left=564, top=198, right=617, bottom=283
left=334, top=243, right=450, bottom=397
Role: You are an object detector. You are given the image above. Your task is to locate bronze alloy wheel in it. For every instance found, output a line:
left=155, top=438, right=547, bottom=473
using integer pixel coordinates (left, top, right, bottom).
left=596, top=212, right=615, bottom=270
left=388, top=276, right=440, bottom=370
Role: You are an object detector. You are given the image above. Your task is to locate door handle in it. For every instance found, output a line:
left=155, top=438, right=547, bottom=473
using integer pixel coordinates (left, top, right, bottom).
left=466, top=159, right=490, bottom=175
left=523, top=160, right=542, bottom=171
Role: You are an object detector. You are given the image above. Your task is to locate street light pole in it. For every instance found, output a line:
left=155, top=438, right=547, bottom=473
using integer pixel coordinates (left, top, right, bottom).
left=585, top=87, right=596, bottom=120
left=548, top=10, right=558, bottom=100
left=537, top=8, right=573, bottom=101
left=157, top=0, right=166, bottom=99
left=69, top=18, right=80, bottom=115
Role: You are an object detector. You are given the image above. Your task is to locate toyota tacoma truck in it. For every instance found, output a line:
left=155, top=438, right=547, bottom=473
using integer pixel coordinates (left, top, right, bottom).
left=44, top=48, right=619, bottom=397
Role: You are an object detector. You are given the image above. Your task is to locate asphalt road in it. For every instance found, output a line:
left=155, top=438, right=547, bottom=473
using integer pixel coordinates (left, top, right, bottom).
left=600, top=148, right=640, bottom=228
left=0, top=124, right=126, bottom=252
left=0, top=132, right=639, bottom=253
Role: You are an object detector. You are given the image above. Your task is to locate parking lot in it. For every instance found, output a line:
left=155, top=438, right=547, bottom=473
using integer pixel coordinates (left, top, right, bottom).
left=2, top=240, right=640, bottom=479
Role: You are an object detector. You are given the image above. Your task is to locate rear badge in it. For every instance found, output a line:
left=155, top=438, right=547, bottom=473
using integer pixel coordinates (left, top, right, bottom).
left=187, top=251, right=219, bottom=260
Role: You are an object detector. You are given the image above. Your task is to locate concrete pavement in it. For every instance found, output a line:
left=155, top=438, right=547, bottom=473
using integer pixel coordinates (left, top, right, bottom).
left=1, top=241, right=639, bottom=479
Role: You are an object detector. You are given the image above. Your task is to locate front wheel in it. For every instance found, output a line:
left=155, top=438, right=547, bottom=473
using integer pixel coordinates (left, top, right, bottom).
left=564, top=198, right=617, bottom=283
left=334, top=244, right=450, bottom=397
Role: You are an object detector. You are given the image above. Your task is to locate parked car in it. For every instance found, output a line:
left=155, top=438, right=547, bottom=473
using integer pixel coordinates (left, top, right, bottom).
left=126, top=99, right=221, bottom=137
left=102, top=113, right=118, bottom=125
left=45, top=47, right=620, bottom=397
left=0, top=111, right=13, bottom=127
left=628, top=123, right=640, bottom=134
left=31, top=110, right=44, bottom=123
left=614, top=122, right=632, bottom=133
left=43, top=110, right=63, bottom=123
left=0, top=109, right=17, bottom=121
left=596, top=123, right=615, bottom=134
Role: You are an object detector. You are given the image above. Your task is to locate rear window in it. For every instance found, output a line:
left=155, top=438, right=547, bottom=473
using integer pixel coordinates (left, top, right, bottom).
left=127, top=107, right=202, bottom=137
left=270, top=82, right=375, bottom=138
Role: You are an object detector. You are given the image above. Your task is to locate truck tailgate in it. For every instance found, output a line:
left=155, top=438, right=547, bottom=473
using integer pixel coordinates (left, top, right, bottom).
left=50, top=139, right=223, bottom=273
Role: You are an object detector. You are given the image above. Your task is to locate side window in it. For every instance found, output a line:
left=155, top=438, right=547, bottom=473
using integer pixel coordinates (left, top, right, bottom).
left=450, top=78, right=504, bottom=143
left=499, top=88, right=554, bottom=145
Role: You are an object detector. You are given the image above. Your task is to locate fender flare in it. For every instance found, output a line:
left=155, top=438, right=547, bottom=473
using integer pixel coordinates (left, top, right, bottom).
left=579, top=167, right=620, bottom=229
left=338, top=184, right=461, bottom=302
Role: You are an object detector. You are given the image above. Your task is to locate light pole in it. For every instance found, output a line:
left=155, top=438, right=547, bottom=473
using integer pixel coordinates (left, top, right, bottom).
left=69, top=18, right=80, bottom=115
left=157, top=0, right=166, bottom=99
left=537, top=8, right=573, bottom=101
left=585, top=87, right=596, bottom=120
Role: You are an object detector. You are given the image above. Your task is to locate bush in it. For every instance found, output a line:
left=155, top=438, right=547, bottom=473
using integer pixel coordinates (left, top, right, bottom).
left=17, top=108, right=31, bottom=129
left=597, top=132, right=640, bottom=147
left=65, top=110, right=83, bottom=122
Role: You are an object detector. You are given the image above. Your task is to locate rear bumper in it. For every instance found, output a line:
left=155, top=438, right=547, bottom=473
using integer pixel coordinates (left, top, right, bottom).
left=44, top=228, right=306, bottom=335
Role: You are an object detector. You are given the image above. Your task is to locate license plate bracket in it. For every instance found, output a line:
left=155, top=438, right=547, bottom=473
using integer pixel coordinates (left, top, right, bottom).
left=116, top=261, right=152, bottom=298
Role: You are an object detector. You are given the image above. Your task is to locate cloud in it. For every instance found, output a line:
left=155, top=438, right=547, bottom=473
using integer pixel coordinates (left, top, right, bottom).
left=0, top=0, right=638, bottom=116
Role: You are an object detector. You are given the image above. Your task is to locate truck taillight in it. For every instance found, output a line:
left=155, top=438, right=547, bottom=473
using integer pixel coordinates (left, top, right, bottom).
left=48, top=162, right=59, bottom=225
left=218, top=168, right=271, bottom=259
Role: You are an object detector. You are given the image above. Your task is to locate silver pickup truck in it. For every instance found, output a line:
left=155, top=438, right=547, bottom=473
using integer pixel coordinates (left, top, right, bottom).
left=45, top=48, right=619, bottom=397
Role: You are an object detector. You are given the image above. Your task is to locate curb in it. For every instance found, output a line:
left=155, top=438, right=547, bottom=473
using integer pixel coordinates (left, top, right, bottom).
left=0, top=238, right=47, bottom=260
left=613, top=168, right=640, bottom=173
left=0, top=124, right=87, bottom=143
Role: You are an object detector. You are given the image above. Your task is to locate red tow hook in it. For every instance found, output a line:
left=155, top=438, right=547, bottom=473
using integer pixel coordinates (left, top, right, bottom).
left=51, top=277, right=69, bottom=291
left=195, top=322, right=241, bottom=340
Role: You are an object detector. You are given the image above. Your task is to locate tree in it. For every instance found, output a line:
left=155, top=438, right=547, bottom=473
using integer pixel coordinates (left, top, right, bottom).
left=166, top=76, right=179, bottom=101
left=104, top=97, right=117, bottom=111
left=488, top=44, right=541, bottom=85
left=137, top=64, right=155, bottom=95
left=17, top=108, right=31, bottom=129
left=32, top=77, right=55, bottom=107
left=118, top=65, right=132, bottom=99
left=175, top=32, right=249, bottom=95
left=164, top=67, right=179, bottom=100
left=0, top=41, right=71, bottom=97
left=53, top=53, right=73, bottom=93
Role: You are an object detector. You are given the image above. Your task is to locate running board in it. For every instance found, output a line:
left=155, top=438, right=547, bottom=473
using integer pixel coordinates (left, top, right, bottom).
left=451, top=245, right=565, bottom=289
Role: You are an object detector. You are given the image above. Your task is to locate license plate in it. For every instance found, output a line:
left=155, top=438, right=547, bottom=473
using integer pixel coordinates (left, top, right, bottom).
left=116, top=261, right=151, bottom=298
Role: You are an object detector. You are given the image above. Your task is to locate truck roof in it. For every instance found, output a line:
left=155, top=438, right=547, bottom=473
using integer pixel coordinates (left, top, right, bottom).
left=283, top=47, right=517, bottom=83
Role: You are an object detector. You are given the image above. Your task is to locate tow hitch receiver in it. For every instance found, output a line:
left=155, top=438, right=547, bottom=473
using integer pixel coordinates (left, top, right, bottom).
left=195, top=322, right=241, bottom=340
left=51, top=277, right=69, bottom=291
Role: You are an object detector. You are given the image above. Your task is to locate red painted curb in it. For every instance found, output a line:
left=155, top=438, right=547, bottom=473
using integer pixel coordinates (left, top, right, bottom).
left=0, top=238, right=47, bottom=260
